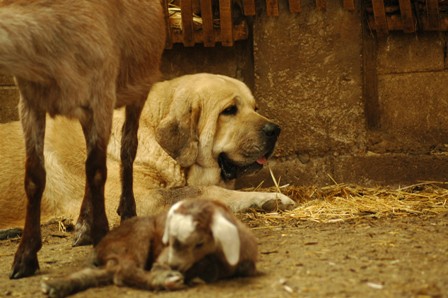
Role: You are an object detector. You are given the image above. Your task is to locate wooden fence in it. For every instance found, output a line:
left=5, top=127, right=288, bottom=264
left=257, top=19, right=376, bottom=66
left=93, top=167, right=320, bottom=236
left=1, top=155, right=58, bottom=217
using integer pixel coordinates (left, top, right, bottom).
left=367, top=0, right=448, bottom=34
left=164, top=0, right=356, bottom=48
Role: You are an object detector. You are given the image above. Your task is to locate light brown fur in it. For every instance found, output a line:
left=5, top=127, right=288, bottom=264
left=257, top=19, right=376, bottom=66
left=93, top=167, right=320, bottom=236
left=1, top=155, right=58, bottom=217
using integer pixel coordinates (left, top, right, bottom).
left=1, top=74, right=295, bottom=231
left=41, top=199, right=258, bottom=297
left=0, top=0, right=166, bottom=278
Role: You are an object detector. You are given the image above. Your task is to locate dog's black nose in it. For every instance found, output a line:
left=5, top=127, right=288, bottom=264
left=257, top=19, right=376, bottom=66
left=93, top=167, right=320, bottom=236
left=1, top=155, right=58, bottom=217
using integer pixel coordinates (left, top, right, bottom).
left=262, top=123, right=281, bottom=138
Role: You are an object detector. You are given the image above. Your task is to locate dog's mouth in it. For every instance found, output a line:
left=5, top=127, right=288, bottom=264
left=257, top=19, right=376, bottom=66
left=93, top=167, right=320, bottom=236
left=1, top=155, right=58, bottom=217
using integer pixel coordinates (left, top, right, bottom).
left=218, top=152, right=272, bottom=181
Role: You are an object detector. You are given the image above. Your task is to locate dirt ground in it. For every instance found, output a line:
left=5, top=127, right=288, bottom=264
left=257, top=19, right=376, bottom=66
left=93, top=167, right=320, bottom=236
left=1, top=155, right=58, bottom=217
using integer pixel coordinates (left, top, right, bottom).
left=1, top=211, right=447, bottom=298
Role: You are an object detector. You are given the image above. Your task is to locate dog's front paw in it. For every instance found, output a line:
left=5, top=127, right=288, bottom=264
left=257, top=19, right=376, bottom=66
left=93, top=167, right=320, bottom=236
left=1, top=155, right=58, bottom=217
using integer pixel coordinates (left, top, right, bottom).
left=260, top=193, right=295, bottom=212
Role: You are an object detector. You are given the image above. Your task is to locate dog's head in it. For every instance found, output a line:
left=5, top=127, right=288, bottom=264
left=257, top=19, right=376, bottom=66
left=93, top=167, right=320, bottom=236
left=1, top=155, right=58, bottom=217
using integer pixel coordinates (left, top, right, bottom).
left=161, top=199, right=241, bottom=272
left=155, top=73, right=280, bottom=184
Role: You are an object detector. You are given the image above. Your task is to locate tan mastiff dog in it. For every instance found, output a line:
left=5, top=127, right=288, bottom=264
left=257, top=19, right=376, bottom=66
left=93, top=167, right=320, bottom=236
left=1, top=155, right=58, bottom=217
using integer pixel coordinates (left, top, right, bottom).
left=0, top=73, right=295, bottom=232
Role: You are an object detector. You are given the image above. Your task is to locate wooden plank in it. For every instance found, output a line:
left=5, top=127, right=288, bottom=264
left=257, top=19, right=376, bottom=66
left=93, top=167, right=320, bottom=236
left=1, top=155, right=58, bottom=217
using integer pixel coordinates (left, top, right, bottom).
left=316, top=0, right=326, bottom=11
left=426, top=0, right=440, bottom=30
left=368, top=16, right=404, bottom=31
left=219, top=0, right=233, bottom=46
left=371, top=0, right=388, bottom=35
left=343, top=0, right=355, bottom=11
left=288, top=0, right=301, bottom=13
left=362, top=27, right=380, bottom=130
left=200, top=0, right=215, bottom=47
left=266, top=0, right=279, bottom=16
left=181, top=0, right=195, bottom=47
left=163, top=0, right=172, bottom=49
left=398, top=0, right=415, bottom=33
left=170, top=22, right=249, bottom=45
left=243, top=0, right=256, bottom=16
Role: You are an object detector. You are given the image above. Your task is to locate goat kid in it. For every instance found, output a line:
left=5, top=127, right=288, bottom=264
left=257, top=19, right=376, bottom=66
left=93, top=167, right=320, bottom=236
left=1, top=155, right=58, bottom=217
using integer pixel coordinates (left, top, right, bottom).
left=41, top=199, right=258, bottom=297
left=0, top=0, right=166, bottom=278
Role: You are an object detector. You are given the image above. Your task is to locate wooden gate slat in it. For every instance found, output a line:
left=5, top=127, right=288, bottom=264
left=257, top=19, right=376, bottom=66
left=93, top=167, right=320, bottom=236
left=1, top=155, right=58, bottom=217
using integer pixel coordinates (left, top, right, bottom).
left=163, top=0, right=172, bottom=49
left=398, top=0, right=415, bottom=33
left=316, top=0, right=326, bottom=10
left=343, top=0, right=355, bottom=11
left=266, top=0, right=279, bottom=16
left=288, top=0, right=301, bottom=13
left=426, top=0, right=440, bottom=30
left=200, top=0, right=215, bottom=47
left=219, top=0, right=233, bottom=46
left=372, top=0, right=388, bottom=34
left=181, top=0, right=195, bottom=46
left=243, top=0, right=256, bottom=16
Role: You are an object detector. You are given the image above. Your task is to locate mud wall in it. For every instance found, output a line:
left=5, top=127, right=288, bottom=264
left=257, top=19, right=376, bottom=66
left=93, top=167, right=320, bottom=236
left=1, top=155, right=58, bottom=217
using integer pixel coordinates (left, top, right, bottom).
left=1, top=0, right=448, bottom=187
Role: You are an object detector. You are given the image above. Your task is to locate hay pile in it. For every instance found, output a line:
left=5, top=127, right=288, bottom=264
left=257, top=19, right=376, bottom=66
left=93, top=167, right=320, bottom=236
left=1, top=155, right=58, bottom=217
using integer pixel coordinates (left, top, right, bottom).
left=244, top=182, right=448, bottom=224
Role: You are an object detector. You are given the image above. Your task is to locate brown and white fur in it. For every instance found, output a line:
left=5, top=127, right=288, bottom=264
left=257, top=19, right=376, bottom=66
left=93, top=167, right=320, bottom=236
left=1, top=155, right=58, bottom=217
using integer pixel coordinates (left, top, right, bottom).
left=0, top=0, right=166, bottom=279
left=0, top=74, right=295, bottom=232
left=41, top=199, right=258, bottom=297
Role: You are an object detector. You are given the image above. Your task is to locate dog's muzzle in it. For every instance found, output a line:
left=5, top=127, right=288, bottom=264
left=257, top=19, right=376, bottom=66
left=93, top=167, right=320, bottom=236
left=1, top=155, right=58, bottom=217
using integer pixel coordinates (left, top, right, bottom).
left=218, top=123, right=281, bottom=181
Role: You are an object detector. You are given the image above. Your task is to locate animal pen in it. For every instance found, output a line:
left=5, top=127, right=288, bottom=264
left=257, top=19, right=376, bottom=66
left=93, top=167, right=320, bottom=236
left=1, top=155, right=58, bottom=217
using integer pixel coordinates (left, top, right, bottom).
left=0, top=0, right=448, bottom=297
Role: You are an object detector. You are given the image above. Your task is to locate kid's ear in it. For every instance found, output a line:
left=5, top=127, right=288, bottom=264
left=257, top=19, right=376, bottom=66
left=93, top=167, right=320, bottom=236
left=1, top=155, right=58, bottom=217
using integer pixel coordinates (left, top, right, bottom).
left=210, top=211, right=240, bottom=266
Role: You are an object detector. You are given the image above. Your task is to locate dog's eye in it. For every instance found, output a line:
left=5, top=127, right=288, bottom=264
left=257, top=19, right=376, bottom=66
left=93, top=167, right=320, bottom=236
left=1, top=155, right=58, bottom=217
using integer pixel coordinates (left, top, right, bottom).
left=195, top=242, right=204, bottom=249
left=222, top=105, right=238, bottom=115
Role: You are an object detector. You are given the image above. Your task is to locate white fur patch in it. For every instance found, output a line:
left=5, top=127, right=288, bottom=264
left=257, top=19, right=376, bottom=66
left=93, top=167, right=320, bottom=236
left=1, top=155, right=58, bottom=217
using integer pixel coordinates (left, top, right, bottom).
left=211, top=211, right=240, bottom=266
left=168, top=213, right=196, bottom=243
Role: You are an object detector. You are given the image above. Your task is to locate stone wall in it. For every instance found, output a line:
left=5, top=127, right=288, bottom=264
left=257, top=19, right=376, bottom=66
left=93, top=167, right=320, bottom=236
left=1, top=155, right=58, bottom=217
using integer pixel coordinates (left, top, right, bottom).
left=1, top=0, right=447, bottom=187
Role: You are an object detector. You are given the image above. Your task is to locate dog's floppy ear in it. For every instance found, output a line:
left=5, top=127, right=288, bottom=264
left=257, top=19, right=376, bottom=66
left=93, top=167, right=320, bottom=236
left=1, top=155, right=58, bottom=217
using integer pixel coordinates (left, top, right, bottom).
left=156, top=99, right=200, bottom=168
left=211, top=211, right=240, bottom=266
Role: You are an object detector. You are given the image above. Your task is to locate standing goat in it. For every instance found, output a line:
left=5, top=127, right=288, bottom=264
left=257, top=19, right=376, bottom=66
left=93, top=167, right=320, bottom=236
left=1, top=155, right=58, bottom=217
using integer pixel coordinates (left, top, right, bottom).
left=0, top=0, right=166, bottom=278
left=41, top=199, right=259, bottom=297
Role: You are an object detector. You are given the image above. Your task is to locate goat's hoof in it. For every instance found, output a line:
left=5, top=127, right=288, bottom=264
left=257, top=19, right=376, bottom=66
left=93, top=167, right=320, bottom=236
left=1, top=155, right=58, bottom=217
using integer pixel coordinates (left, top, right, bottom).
left=163, top=271, right=185, bottom=290
left=152, top=269, right=185, bottom=290
left=41, top=279, right=69, bottom=298
left=72, top=222, right=92, bottom=247
left=72, top=232, right=92, bottom=247
left=10, top=252, right=40, bottom=279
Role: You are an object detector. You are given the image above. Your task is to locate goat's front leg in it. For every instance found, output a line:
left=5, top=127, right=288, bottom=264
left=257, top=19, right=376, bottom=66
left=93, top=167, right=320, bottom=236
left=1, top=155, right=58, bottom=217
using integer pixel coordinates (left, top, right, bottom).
left=10, top=102, right=46, bottom=279
left=117, top=104, right=144, bottom=221
left=114, top=264, right=185, bottom=291
left=73, top=113, right=111, bottom=246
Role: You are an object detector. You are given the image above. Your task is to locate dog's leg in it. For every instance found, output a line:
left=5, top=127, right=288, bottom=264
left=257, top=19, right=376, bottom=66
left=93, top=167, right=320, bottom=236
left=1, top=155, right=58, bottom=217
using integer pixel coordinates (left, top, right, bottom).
left=117, top=104, right=144, bottom=221
left=10, top=88, right=46, bottom=279
left=200, top=186, right=296, bottom=212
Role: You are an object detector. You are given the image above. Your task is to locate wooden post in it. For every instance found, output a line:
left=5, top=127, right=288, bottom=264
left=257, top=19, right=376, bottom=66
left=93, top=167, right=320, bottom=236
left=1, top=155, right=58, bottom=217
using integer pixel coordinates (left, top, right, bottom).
left=316, top=0, right=326, bottom=11
left=398, top=0, right=416, bottom=33
left=426, top=0, right=440, bottom=30
left=163, top=0, right=172, bottom=49
left=243, top=0, right=256, bottom=16
left=289, top=0, right=301, bottom=13
left=371, top=0, right=388, bottom=35
left=219, top=0, right=233, bottom=46
left=181, top=0, right=195, bottom=46
left=266, top=0, right=279, bottom=16
left=343, top=0, right=355, bottom=11
left=200, top=0, right=215, bottom=47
